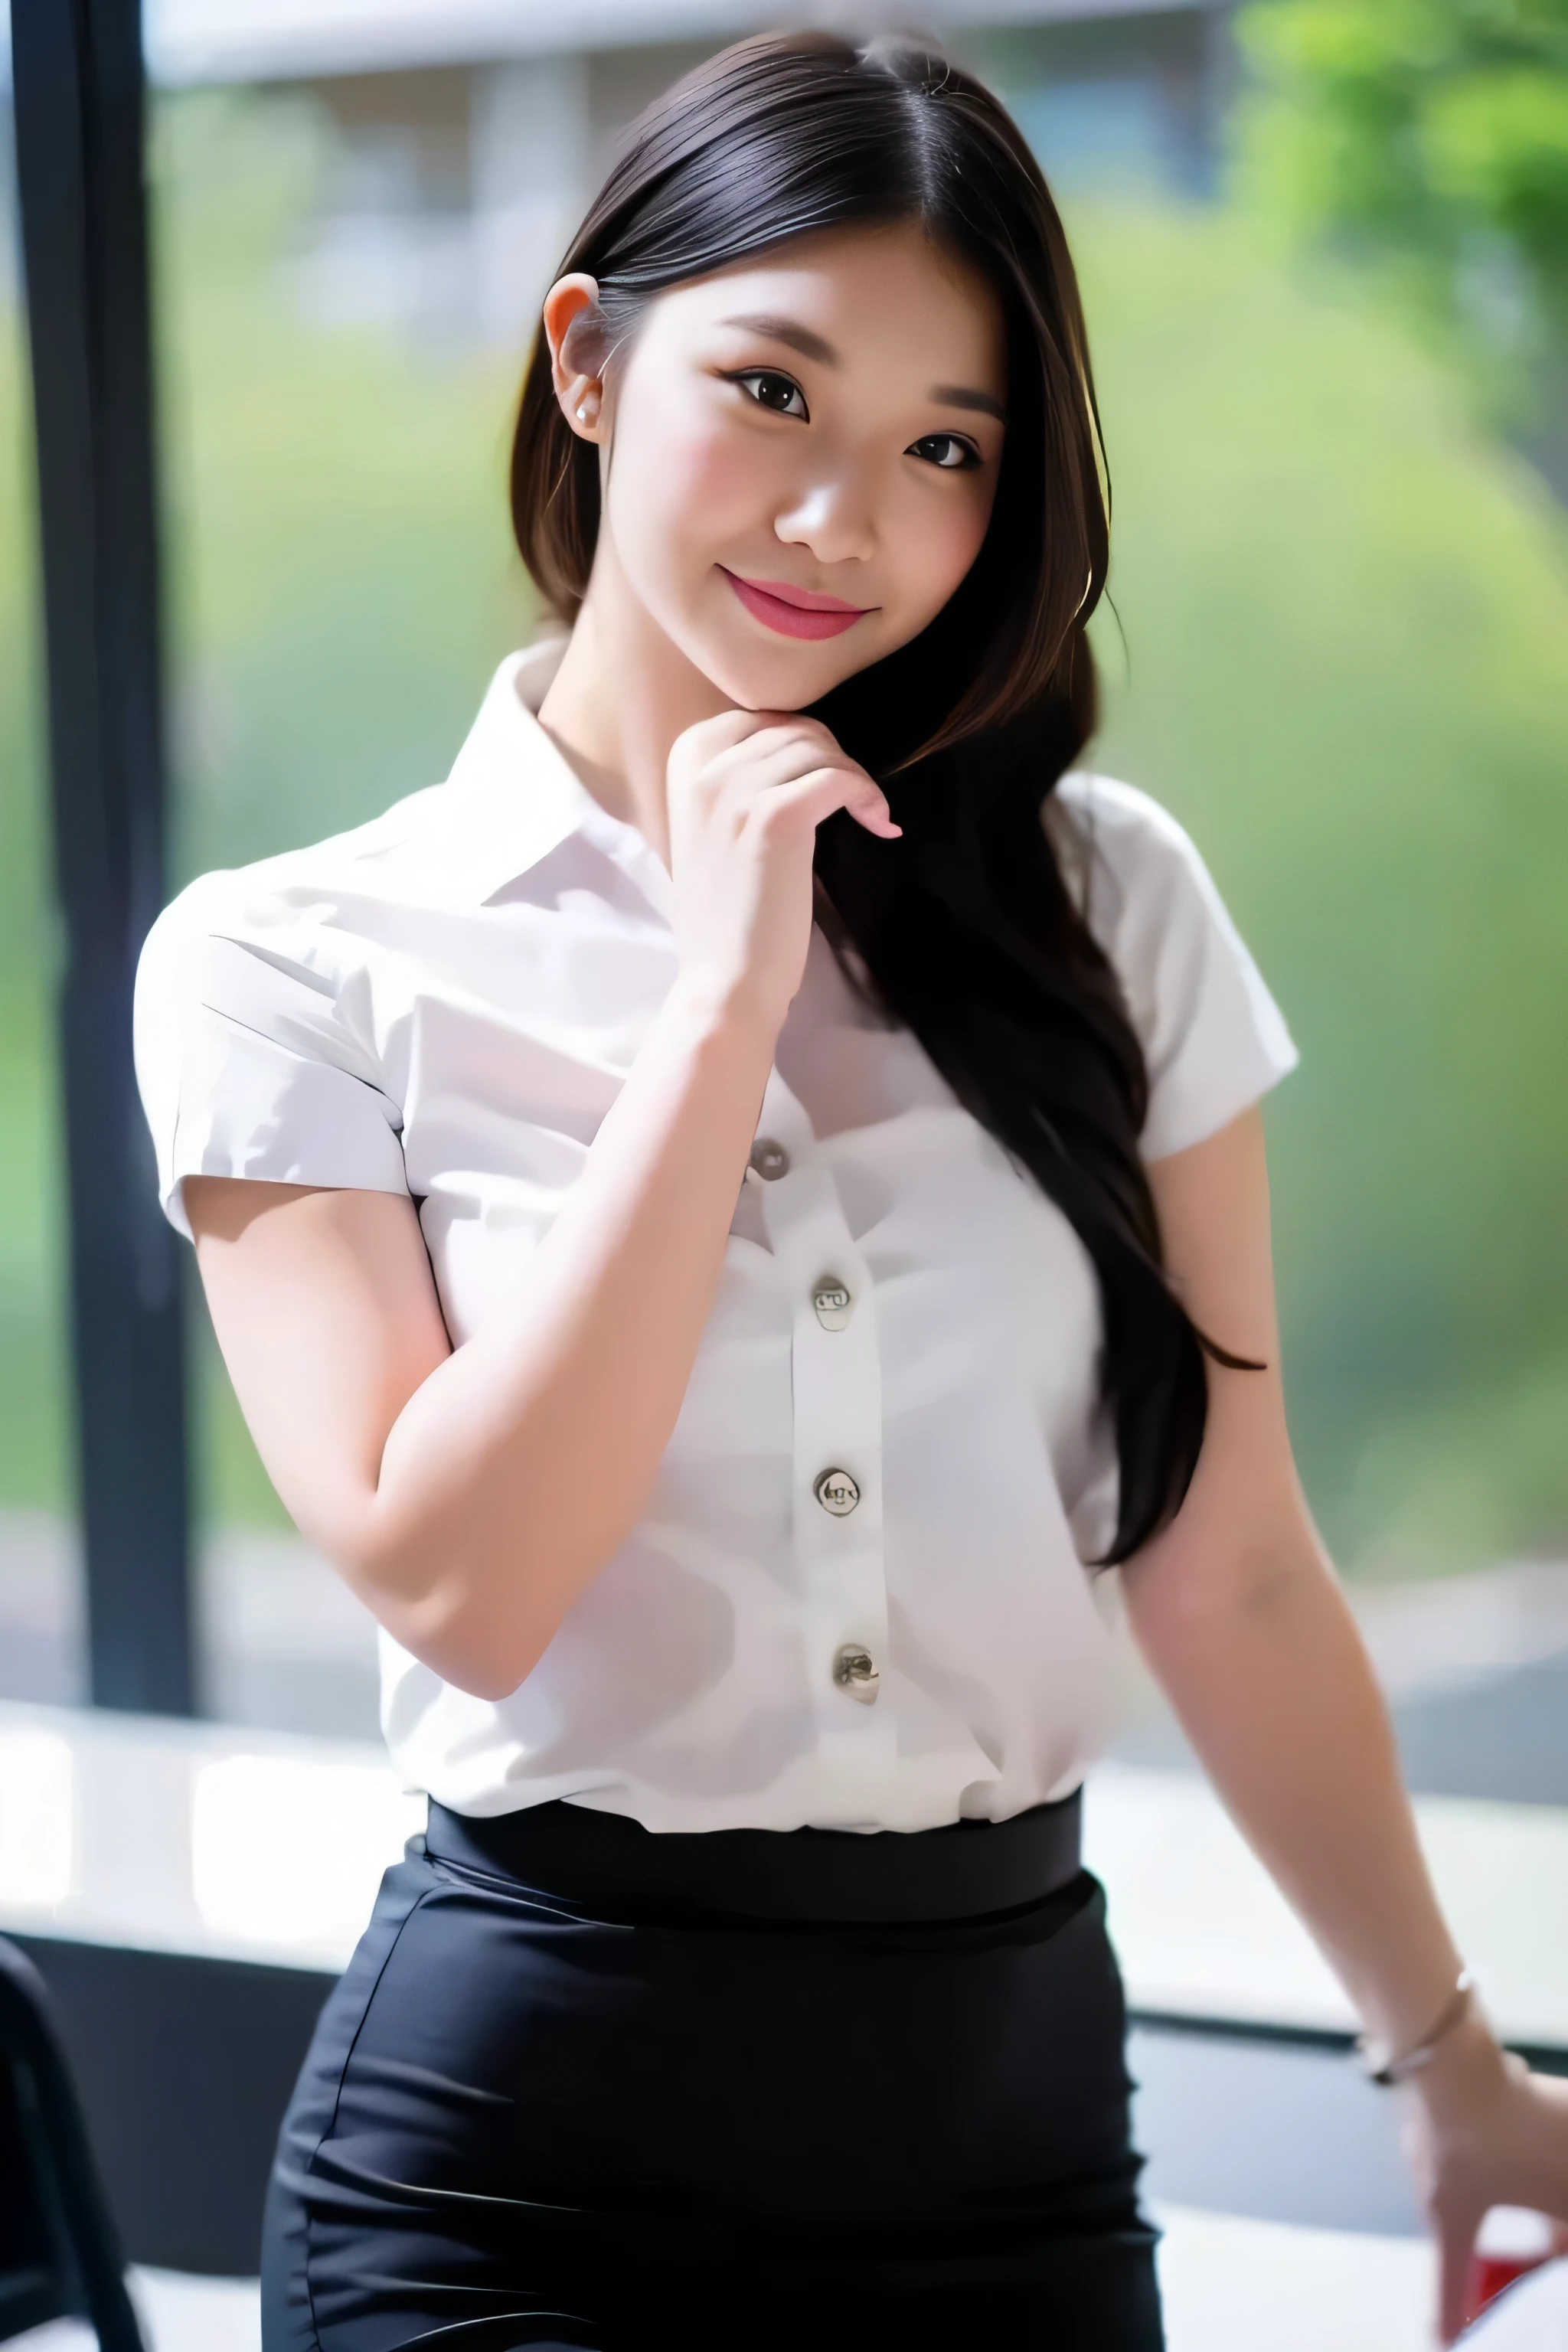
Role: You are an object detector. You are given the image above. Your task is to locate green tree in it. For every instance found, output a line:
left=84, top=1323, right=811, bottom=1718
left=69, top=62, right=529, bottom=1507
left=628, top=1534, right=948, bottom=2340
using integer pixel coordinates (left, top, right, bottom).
left=1233, top=0, right=1568, bottom=485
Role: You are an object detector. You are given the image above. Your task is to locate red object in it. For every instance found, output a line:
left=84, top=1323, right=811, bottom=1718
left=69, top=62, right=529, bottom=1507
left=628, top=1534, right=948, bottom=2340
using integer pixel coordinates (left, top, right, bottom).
left=1469, top=2207, right=1556, bottom=2322
left=720, top=567, right=874, bottom=639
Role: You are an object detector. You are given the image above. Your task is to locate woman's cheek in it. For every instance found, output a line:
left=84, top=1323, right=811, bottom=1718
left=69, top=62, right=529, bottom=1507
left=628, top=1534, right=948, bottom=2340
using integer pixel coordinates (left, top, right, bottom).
left=657, top=426, right=763, bottom=545
left=612, top=419, right=755, bottom=582
left=902, top=495, right=993, bottom=625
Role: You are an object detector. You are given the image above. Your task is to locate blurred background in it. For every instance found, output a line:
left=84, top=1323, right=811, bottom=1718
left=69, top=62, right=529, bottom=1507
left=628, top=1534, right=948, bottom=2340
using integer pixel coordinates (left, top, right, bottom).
left=0, top=0, right=1565, bottom=1769
left=0, top=7, right=1565, bottom=2341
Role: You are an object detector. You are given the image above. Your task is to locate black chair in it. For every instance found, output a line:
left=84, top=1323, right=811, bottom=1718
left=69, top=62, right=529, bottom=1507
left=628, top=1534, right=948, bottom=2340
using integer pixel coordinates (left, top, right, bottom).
left=0, top=1937, right=147, bottom=2349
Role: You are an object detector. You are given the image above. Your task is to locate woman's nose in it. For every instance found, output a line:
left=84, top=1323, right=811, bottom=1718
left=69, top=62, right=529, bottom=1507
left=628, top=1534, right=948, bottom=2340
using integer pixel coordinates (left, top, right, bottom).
left=773, top=476, right=877, bottom=567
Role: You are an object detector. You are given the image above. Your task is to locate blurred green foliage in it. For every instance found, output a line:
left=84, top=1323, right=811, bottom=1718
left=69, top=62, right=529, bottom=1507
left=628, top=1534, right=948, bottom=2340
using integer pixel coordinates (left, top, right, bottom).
left=155, top=94, right=531, bottom=890
left=156, top=93, right=533, bottom=1526
left=1074, top=197, right=1568, bottom=1576
left=0, top=90, right=531, bottom=1532
left=0, top=83, right=1565, bottom=1578
left=1232, top=0, right=1568, bottom=456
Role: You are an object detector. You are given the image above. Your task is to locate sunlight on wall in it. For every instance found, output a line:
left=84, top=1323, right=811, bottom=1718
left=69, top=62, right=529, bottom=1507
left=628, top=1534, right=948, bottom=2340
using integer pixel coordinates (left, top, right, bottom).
left=191, top=1753, right=423, bottom=1947
left=0, top=1726, right=74, bottom=1907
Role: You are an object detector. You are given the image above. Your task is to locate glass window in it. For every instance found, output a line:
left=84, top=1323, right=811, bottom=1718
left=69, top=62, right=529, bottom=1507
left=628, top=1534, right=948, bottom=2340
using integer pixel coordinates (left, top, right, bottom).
left=147, top=41, right=713, bottom=1736
left=0, top=80, right=83, bottom=1707
left=121, top=24, right=1568, bottom=1794
left=152, top=70, right=538, bottom=1733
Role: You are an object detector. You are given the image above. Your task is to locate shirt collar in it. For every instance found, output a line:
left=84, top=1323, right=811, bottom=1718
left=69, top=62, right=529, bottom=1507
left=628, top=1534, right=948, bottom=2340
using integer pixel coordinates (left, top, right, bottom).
left=434, top=635, right=675, bottom=923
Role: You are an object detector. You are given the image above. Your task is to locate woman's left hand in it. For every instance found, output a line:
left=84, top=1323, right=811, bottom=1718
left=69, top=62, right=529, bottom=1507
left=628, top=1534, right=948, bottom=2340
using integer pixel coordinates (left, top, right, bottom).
left=1399, top=2010, right=1568, bottom=2341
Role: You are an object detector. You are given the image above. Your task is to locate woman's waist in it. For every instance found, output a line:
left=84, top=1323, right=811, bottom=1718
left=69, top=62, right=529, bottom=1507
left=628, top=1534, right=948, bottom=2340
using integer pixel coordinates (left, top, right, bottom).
left=423, top=1785, right=1084, bottom=1926
left=384, top=1637, right=1115, bottom=1844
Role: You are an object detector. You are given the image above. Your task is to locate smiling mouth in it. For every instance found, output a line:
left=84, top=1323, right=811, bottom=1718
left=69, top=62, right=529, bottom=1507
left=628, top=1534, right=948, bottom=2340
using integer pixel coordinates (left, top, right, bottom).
left=719, top=567, right=877, bottom=641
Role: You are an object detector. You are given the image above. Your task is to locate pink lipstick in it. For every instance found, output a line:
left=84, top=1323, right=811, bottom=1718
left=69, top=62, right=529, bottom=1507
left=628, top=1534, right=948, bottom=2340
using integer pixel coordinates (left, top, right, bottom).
left=720, top=567, right=874, bottom=641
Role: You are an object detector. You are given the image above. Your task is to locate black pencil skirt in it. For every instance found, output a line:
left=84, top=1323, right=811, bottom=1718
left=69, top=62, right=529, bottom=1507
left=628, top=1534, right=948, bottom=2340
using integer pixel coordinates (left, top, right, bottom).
left=260, top=1792, right=1164, bottom=2350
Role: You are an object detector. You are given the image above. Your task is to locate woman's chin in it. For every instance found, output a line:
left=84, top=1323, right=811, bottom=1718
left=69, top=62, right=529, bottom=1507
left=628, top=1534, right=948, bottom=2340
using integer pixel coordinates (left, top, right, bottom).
left=682, top=626, right=876, bottom=716
left=679, top=643, right=821, bottom=714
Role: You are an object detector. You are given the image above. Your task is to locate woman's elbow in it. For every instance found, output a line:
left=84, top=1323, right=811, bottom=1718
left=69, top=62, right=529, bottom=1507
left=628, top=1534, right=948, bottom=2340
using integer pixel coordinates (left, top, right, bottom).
left=1124, top=1521, right=1329, bottom=1658
left=337, top=1536, right=557, bottom=1703
left=416, top=1635, right=542, bottom=1705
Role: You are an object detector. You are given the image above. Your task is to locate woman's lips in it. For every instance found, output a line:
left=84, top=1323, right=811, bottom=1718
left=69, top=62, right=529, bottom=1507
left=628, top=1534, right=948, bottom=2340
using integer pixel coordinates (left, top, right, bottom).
left=720, top=567, right=874, bottom=641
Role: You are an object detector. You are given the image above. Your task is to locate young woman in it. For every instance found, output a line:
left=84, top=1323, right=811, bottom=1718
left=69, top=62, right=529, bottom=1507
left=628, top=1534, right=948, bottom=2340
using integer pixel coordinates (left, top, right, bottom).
left=136, top=32, right=1568, bottom=2350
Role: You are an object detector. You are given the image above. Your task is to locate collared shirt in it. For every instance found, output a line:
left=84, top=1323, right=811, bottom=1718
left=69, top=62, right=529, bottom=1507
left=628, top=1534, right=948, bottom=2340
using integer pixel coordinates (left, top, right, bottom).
left=135, top=639, right=1298, bottom=1831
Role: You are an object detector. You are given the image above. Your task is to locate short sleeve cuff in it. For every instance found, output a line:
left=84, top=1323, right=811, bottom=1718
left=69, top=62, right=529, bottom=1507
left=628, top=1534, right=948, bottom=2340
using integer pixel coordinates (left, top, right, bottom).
left=135, top=883, right=410, bottom=1243
left=1140, top=1001, right=1299, bottom=1161
left=163, top=1021, right=410, bottom=1240
left=1053, top=773, right=1300, bottom=1166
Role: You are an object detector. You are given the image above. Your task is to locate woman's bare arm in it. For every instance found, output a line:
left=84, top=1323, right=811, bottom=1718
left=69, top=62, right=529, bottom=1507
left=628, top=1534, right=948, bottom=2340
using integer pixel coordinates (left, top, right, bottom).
left=1124, top=1106, right=1465, bottom=2056
left=190, top=990, right=774, bottom=1699
left=1126, top=1109, right=1568, bottom=2341
left=188, top=710, right=897, bottom=1701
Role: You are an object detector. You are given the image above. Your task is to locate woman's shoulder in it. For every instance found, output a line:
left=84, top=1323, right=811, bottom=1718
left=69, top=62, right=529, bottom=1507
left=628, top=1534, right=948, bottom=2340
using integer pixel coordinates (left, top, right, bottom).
left=1047, top=769, right=1298, bottom=1159
left=133, top=798, right=446, bottom=1238
left=133, top=785, right=456, bottom=1145
left=1046, top=769, right=1214, bottom=934
left=137, top=784, right=452, bottom=991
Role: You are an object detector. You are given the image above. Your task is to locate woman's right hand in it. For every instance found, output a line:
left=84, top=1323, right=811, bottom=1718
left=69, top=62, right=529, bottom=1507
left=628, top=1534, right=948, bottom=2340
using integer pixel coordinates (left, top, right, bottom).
left=665, top=709, right=900, bottom=1038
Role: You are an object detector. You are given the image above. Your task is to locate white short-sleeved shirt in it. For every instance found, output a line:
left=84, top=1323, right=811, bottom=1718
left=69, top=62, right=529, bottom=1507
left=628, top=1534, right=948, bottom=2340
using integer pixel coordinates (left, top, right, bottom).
left=134, top=640, right=1298, bottom=1832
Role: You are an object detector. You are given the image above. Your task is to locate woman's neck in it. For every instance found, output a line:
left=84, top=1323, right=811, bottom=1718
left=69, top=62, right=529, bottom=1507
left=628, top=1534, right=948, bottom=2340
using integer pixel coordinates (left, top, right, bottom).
left=535, top=545, right=734, bottom=871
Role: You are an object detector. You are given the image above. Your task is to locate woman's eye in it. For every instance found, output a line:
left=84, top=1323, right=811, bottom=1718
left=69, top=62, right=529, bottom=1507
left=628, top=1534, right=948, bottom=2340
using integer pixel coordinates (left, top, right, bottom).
left=910, top=432, right=982, bottom=471
left=733, top=371, right=809, bottom=420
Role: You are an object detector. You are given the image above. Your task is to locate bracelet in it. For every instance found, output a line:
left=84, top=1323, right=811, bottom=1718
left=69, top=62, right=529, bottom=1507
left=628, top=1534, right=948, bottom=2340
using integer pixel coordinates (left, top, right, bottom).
left=1358, top=1969, right=1476, bottom=2088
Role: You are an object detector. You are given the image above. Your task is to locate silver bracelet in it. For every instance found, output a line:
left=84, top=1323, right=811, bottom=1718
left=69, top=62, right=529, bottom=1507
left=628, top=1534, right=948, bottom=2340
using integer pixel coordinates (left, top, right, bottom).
left=1358, top=1968, right=1476, bottom=2088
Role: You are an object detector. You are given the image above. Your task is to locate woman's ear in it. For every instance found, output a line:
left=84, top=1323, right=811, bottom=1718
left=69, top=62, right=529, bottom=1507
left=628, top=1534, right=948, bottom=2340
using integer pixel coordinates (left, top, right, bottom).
left=543, top=273, right=610, bottom=443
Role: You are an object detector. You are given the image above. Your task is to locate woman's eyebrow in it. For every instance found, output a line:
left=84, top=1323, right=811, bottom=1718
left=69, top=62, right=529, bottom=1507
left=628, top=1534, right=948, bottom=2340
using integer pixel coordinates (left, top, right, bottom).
left=931, top=384, right=1005, bottom=421
left=719, top=313, right=1004, bottom=420
left=720, top=312, right=838, bottom=364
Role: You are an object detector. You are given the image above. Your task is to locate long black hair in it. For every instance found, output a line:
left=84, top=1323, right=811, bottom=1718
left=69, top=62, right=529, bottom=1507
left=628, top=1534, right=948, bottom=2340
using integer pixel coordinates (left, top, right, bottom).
left=511, top=29, right=1245, bottom=1561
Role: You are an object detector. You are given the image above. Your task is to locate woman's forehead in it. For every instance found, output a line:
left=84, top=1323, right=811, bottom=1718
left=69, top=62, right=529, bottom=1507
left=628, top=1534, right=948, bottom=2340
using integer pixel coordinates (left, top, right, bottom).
left=659, top=227, right=1005, bottom=370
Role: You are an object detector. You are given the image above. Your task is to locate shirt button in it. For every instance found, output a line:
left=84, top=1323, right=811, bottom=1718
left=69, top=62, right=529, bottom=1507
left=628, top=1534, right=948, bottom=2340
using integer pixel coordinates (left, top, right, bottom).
left=834, top=1644, right=880, bottom=1704
left=749, top=1138, right=790, bottom=1181
left=811, top=1277, right=853, bottom=1332
left=813, top=1467, right=861, bottom=1517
